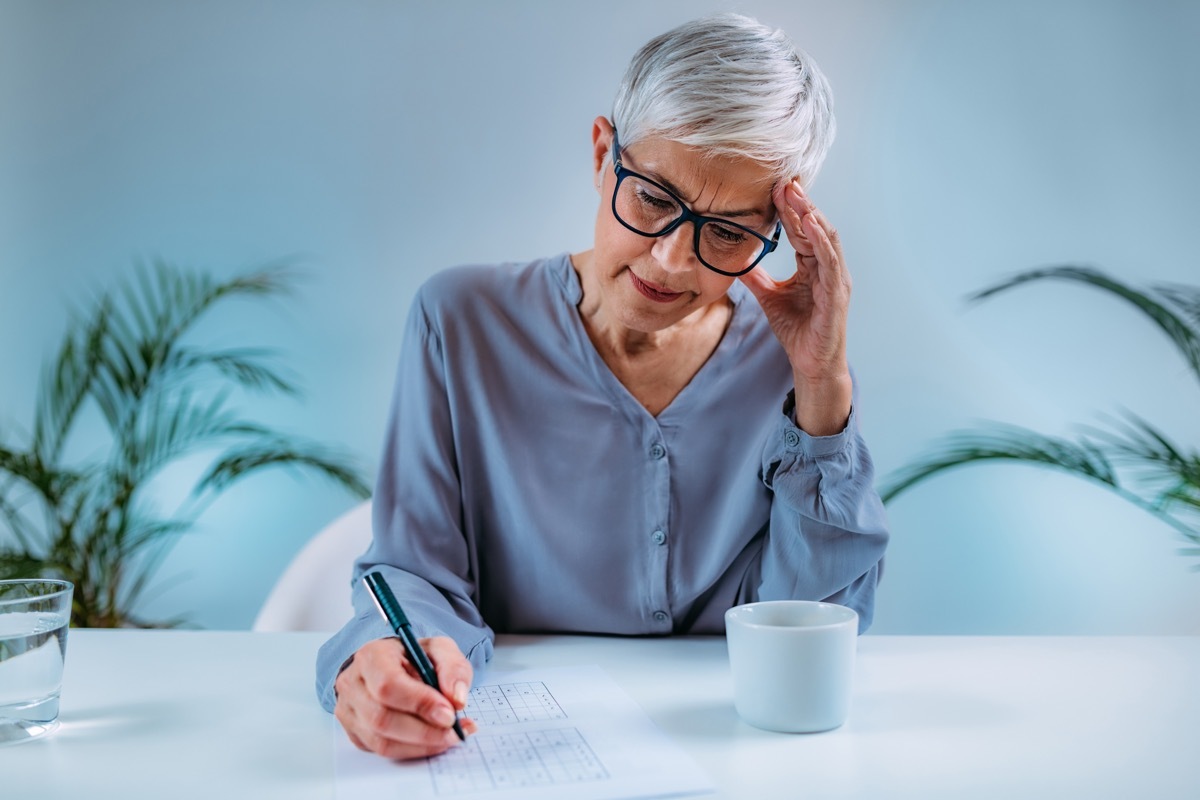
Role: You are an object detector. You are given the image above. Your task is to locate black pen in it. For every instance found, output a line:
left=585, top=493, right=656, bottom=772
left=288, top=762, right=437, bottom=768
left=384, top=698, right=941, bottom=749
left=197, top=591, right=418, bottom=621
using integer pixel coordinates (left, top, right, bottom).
left=362, top=571, right=466, bottom=741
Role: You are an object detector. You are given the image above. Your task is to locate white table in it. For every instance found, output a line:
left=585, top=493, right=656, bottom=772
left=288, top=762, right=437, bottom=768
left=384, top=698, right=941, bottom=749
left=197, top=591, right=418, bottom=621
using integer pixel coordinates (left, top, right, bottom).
left=3, top=631, right=1197, bottom=799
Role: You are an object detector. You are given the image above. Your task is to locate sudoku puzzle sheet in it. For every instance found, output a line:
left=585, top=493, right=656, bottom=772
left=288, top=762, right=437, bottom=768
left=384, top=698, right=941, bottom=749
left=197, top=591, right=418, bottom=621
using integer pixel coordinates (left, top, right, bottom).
left=427, top=681, right=608, bottom=795
left=465, top=681, right=568, bottom=725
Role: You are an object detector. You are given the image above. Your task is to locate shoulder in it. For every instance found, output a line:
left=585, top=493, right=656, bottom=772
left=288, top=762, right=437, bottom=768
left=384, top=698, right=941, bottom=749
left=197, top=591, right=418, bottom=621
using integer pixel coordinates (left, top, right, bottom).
left=414, top=255, right=564, bottom=322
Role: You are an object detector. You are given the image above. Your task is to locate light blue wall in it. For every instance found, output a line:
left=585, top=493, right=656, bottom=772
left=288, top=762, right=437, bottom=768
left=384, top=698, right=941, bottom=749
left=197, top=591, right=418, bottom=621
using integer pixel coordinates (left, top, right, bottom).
left=2, top=0, right=1197, bottom=632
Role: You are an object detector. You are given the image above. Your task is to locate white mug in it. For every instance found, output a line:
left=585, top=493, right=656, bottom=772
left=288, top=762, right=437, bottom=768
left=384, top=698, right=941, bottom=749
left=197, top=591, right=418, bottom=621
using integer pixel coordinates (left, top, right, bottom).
left=725, top=600, right=858, bottom=733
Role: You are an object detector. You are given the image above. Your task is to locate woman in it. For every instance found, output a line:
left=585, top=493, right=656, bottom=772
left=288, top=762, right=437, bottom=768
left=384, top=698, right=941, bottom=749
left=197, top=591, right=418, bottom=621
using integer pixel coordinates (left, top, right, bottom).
left=317, top=13, right=889, bottom=760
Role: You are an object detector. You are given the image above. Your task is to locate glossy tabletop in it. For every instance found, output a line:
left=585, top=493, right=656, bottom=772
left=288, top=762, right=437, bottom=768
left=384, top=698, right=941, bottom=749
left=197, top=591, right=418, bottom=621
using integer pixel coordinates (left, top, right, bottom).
left=3, top=631, right=1197, bottom=799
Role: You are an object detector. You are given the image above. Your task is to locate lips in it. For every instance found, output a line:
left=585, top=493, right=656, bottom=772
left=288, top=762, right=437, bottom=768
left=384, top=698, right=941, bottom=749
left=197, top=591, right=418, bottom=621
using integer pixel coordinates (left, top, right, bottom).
left=629, top=271, right=684, bottom=303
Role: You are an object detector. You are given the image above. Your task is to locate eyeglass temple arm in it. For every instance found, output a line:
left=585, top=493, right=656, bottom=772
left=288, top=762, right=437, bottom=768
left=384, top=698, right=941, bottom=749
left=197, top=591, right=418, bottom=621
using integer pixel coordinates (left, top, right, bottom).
left=768, top=220, right=782, bottom=252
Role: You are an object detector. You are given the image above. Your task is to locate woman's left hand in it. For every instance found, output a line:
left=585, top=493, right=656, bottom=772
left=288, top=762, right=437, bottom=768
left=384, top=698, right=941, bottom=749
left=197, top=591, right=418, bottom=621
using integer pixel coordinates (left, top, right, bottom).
left=738, top=179, right=853, bottom=436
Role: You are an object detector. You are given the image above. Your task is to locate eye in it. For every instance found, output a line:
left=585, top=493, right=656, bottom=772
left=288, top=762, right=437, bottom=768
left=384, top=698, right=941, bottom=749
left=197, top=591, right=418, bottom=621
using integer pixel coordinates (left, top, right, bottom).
left=709, top=223, right=748, bottom=244
left=634, top=183, right=677, bottom=211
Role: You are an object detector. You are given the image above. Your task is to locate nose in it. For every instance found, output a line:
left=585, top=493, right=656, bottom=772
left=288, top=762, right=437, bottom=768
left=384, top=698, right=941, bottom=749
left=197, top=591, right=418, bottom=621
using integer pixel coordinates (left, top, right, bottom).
left=649, top=221, right=700, bottom=274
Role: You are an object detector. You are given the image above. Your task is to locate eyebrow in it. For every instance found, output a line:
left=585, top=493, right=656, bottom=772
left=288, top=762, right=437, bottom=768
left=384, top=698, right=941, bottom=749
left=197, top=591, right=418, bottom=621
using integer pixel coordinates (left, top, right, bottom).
left=648, top=172, right=768, bottom=220
left=641, top=168, right=772, bottom=222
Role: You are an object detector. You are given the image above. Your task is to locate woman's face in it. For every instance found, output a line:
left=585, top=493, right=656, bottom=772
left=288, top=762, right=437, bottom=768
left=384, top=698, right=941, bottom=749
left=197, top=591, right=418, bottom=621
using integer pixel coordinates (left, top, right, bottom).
left=587, top=117, right=778, bottom=334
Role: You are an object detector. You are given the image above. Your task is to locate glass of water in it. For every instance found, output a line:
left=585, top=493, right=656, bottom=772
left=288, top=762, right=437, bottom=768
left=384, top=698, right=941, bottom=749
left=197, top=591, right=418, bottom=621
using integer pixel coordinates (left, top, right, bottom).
left=0, top=579, right=73, bottom=746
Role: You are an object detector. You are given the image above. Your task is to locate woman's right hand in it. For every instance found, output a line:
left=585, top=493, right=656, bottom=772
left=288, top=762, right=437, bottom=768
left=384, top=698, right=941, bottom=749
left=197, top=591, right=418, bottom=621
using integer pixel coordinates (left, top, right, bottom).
left=334, top=636, right=477, bottom=760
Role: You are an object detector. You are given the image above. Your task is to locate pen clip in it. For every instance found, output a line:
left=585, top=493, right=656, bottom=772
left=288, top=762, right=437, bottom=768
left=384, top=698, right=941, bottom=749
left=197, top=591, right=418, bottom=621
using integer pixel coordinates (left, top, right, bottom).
left=363, top=572, right=410, bottom=628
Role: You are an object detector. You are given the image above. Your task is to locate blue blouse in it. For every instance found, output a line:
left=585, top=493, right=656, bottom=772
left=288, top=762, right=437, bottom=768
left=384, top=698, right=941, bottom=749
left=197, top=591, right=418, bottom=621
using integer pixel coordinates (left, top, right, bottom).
left=316, top=253, right=889, bottom=710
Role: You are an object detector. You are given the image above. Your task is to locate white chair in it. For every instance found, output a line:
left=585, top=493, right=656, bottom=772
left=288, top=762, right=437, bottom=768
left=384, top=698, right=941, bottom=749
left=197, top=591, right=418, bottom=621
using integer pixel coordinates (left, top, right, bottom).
left=252, top=500, right=373, bottom=632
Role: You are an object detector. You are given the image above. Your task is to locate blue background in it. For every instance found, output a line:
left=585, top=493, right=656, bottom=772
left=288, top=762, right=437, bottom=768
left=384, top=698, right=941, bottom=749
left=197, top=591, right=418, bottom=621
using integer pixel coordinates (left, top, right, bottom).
left=2, top=0, right=1197, bottom=632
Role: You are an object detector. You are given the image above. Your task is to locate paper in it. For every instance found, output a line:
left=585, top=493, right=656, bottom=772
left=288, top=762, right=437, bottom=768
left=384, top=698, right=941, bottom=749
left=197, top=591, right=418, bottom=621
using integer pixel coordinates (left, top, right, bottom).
left=334, top=665, right=714, bottom=800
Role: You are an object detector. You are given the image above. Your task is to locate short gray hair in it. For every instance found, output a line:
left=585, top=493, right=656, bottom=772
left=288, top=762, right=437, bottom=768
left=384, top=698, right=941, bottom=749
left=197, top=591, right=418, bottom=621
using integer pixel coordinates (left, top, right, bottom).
left=612, top=13, right=836, bottom=186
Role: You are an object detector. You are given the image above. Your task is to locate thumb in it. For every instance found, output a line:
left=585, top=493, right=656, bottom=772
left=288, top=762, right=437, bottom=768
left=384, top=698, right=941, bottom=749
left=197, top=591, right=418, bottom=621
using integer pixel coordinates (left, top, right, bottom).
left=737, top=265, right=775, bottom=304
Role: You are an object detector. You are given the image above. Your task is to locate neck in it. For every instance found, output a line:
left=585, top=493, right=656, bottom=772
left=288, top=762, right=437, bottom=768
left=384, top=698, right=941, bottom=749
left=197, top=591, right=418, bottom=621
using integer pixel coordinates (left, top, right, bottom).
left=572, top=250, right=728, bottom=359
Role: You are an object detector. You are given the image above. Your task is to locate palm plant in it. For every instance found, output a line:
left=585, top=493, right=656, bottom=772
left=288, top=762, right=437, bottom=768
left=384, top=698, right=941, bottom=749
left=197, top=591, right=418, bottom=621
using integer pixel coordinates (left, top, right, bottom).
left=881, top=266, right=1200, bottom=567
left=0, top=261, right=371, bottom=626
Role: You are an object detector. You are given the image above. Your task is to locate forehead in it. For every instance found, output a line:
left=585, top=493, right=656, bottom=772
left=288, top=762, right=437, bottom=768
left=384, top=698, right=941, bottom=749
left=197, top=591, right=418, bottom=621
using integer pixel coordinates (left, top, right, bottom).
left=623, top=135, right=777, bottom=216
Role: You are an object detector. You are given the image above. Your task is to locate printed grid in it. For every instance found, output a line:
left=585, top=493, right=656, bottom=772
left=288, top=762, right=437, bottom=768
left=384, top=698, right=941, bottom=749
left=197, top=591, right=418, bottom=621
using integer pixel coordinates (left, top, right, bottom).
left=464, top=681, right=568, bottom=726
left=428, top=728, right=609, bottom=795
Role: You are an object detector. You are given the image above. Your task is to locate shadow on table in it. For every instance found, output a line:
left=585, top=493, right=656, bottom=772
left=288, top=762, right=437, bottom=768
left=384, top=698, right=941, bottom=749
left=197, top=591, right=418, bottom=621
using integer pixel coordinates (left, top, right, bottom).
left=657, top=691, right=1014, bottom=739
left=654, top=700, right=747, bottom=739
left=849, top=690, right=1015, bottom=734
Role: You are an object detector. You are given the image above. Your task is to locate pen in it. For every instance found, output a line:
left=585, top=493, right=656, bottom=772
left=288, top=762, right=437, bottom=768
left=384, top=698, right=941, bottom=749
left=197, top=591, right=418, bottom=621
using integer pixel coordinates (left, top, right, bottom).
left=362, top=571, right=466, bottom=741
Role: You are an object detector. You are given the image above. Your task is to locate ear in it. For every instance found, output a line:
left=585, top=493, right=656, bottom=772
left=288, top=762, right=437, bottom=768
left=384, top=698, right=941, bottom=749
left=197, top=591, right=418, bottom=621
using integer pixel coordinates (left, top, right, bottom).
left=591, top=116, right=615, bottom=193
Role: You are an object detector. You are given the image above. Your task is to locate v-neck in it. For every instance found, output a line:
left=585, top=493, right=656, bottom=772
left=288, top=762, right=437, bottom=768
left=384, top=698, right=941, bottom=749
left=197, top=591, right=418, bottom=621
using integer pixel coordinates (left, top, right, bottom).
left=549, top=253, right=753, bottom=424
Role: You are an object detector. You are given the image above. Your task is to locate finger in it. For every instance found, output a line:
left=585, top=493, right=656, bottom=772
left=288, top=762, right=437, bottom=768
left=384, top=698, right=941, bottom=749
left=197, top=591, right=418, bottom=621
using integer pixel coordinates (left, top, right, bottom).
left=790, top=182, right=846, bottom=268
left=337, top=676, right=465, bottom=760
left=736, top=264, right=777, bottom=303
left=374, top=737, right=461, bottom=762
left=422, top=636, right=474, bottom=710
left=346, top=730, right=369, bottom=753
left=363, top=665, right=460, bottom=728
left=350, top=695, right=464, bottom=756
left=803, top=212, right=845, bottom=280
left=802, top=213, right=852, bottom=299
left=803, top=213, right=835, bottom=266
left=773, top=180, right=815, bottom=257
left=335, top=699, right=372, bottom=752
left=355, top=641, right=460, bottom=730
left=358, top=717, right=464, bottom=761
left=804, top=206, right=846, bottom=267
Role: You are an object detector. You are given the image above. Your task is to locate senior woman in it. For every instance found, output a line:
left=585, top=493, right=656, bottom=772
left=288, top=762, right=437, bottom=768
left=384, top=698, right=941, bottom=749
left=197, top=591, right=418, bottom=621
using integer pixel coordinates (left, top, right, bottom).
left=317, top=13, right=889, bottom=760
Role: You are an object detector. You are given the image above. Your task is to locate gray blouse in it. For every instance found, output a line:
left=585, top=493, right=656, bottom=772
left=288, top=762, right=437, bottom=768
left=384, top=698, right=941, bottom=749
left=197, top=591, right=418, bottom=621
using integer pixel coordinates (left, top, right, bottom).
left=316, top=253, right=889, bottom=710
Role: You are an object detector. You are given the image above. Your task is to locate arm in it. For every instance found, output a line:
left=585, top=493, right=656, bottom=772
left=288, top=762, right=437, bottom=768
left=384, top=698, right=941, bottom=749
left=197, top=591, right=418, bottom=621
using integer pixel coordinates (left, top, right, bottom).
left=315, top=290, right=493, bottom=757
left=738, top=179, right=888, bottom=629
left=750, top=383, right=889, bottom=630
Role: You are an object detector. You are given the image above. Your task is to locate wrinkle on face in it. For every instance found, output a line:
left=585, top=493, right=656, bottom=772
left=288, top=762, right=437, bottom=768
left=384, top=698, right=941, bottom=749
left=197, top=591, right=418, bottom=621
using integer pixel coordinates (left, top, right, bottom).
left=631, top=142, right=776, bottom=228
left=578, top=132, right=779, bottom=350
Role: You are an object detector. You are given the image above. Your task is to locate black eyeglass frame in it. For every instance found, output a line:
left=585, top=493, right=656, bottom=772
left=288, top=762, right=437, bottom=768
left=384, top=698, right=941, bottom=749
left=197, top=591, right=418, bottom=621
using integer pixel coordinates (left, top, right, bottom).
left=609, top=130, right=782, bottom=277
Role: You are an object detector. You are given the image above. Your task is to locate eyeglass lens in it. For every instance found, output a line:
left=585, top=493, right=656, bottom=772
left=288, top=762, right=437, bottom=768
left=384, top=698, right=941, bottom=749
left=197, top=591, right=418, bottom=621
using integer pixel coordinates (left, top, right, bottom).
left=614, top=173, right=768, bottom=274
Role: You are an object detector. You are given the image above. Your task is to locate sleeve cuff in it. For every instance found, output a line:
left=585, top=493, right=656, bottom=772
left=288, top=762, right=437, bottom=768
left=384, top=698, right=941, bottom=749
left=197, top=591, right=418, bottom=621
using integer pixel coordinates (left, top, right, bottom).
left=779, top=389, right=855, bottom=459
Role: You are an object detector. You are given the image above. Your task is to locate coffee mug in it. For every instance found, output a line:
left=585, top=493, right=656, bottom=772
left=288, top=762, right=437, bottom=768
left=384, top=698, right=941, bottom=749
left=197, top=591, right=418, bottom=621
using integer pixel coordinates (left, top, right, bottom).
left=725, top=600, right=858, bottom=733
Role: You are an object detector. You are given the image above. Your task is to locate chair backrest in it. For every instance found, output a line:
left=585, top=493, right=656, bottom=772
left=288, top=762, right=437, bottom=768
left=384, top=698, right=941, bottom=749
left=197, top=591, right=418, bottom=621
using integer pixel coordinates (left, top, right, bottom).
left=252, top=500, right=373, bottom=632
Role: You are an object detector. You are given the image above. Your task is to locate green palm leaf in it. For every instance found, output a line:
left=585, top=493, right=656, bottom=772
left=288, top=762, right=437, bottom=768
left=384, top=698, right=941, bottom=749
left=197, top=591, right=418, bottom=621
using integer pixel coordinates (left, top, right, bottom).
left=886, top=265, right=1200, bottom=569
left=1152, top=283, right=1200, bottom=335
left=86, top=262, right=297, bottom=435
left=31, top=300, right=112, bottom=461
left=881, top=424, right=1119, bottom=502
left=115, top=388, right=268, bottom=487
left=1085, top=413, right=1200, bottom=518
left=970, top=266, right=1200, bottom=384
left=0, top=552, right=51, bottom=581
left=162, top=347, right=298, bottom=396
left=0, top=259, right=368, bottom=627
left=197, top=442, right=372, bottom=501
left=880, top=423, right=1199, bottom=548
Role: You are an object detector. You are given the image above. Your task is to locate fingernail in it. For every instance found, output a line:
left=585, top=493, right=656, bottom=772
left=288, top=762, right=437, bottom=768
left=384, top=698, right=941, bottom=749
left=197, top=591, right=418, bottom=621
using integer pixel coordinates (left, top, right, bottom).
left=432, top=706, right=456, bottom=727
left=454, top=681, right=468, bottom=707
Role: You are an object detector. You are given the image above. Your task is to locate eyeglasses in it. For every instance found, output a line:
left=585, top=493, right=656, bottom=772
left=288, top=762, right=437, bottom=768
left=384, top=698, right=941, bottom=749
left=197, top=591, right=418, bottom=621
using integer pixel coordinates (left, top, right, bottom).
left=609, top=130, right=781, bottom=277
